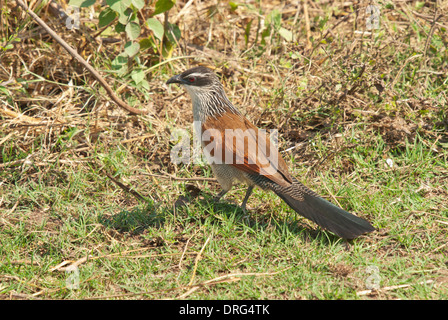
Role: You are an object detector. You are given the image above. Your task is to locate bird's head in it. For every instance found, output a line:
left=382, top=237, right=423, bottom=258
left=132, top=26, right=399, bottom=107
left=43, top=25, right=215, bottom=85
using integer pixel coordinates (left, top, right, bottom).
left=166, top=66, right=220, bottom=87
left=166, top=66, right=239, bottom=120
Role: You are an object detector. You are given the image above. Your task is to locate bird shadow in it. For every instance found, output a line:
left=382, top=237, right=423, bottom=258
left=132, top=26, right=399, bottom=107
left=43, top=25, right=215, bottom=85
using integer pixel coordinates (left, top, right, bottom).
left=99, top=200, right=165, bottom=235
left=98, top=184, right=347, bottom=247
left=175, top=184, right=346, bottom=247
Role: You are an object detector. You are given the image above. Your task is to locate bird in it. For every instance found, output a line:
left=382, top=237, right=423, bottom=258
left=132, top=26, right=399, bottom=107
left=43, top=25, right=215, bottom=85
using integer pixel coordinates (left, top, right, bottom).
left=166, top=66, right=375, bottom=239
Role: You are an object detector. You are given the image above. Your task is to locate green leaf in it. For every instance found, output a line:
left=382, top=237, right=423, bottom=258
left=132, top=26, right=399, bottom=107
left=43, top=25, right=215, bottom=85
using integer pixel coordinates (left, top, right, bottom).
left=111, top=53, right=128, bottom=76
left=429, top=45, right=437, bottom=54
left=112, top=53, right=127, bottom=67
left=244, top=19, right=253, bottom=45
left=165, top=23, right=181, bottom=43
left=290, top=52, right=301, bottom=59
left=415, top=1, right=425, bottom=9
left=260, top=27, right=271, bottom=46
left=267, top=9, right=281, bottom=30
left=124, top=41, right=140, bottom=57
left=107, top=0, right=132, bottom=8
left=0, top=86, right=10, bottom=95
left=125, top=22, right=141, bottom=40
left=318, top=15, right=329, bottom=30
left=153, top=0, right=175, bottom=16
left=131, top=69, right=145, bottom=84
left=68, top=0, right=96, bottom=7
left=115, top=22, right=126, bottom=33
left=229, top=2, right=239, bottom=11
left=116, top=8, right=134, bottom=25
left=278, top=27, right=293, bottom=42
left=139, top=38, right=156, bottom=51
left=162, top=39, right=174, bottom=58
left=139, top=79, right=150, bottom=91
left=146, top=18, right=164, bottom=40
left=98, top=8, right=118, bottom=27
left=107, top=0, right=133, bottom=24
left=132, top=0, right=145, bottom=10
left=107, top=0, right=132, bottom=16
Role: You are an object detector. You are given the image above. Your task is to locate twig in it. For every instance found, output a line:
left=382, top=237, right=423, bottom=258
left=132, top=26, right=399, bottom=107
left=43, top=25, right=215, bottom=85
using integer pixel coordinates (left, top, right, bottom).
left=303, top=0, right=312, bottom=50
left=431, top=242, right=447, bottom=253
left=178, top=267, right=293, bottom=299
left=201, top=268, right=292, bottom=285
left=0, top=132, right=15, bottom=147
left=356, top=280, right=434, bottom=296
left=389, top=54, right=422, bottom=90
left=186, top=44, right=276, bottom=80
left=435, top=219, right=448, bottom=226
left=420, top=4, right=442, bottom=88
left=0, top=105, right=41, bottom=123
left=121, top=133, right=154, bottom=144
left=421, top=11, right=442, bottom=60
left=50, top=250, right=198, bottom=272
left=86, top=267, right=291, bottom=299
left=320, top=177, right=343, bottom=208
left=160, top=10, right=170, bottom=62
left=15, top=0, right=147, bottom=116
left=0, top=158, right=88, bottom=169
left=178, top=226, right=204, bottom=271
left=188, top=235, right=212, bottom=286
left=144, top=172, right=217, bottom=182
left=46, top=0, right=104, bottom=54
left=412, top=10, right=448, bottom=29
left=9, top=259, right=41, bottom=266
left=173, top=0, right=195, bottom=24
left=7, top=292, right=42, bottom=300
left=103, top=170, right=147, bottom=202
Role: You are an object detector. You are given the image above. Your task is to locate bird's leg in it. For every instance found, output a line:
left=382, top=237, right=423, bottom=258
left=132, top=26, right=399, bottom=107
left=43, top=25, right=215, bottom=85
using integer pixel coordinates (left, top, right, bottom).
left=240, top=185, right=254, bottom=213
left=213, top=188, right=229, bottom=202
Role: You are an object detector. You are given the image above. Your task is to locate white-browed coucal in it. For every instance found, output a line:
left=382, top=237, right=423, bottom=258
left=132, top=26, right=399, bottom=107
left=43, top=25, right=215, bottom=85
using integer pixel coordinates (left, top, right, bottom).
left=166, top=66, right=375, bottom=239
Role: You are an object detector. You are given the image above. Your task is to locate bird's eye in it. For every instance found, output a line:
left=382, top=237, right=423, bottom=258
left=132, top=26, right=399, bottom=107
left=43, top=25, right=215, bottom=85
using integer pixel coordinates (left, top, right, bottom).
left=188, top=77, right=195, bottom=83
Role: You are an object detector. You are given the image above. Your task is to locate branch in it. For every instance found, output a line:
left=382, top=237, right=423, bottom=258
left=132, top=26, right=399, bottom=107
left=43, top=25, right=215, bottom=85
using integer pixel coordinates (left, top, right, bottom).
left=15, top=0, right=148, bottom=116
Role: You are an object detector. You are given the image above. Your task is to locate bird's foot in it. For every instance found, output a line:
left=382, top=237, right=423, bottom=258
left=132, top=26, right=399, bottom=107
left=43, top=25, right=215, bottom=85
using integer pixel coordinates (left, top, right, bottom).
left=213, top=189, right=229, bottom=203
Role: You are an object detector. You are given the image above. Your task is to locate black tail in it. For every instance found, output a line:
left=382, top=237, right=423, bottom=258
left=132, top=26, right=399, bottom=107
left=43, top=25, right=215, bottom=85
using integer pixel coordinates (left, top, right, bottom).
left=274, top=181, right=375, bottom=239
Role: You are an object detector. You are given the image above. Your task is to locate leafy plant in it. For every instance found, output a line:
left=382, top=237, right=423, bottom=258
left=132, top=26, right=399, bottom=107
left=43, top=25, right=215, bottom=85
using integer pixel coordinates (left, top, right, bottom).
left=263, top=9, right=293, bottom=43
left=231, top=3, right=293, bottom=50
left=68, top=0, right=181, bottom=86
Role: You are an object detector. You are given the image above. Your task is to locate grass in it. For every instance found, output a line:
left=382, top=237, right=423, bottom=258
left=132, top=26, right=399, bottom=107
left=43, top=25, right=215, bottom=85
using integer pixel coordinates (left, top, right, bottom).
left=1, top=129, right=447, bottom=299
left=1, top=0, right=448, bottom=299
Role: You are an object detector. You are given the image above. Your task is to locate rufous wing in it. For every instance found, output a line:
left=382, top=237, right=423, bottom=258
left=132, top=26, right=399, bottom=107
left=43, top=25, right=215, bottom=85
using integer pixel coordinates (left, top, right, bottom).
left=201, top=112, right=292, bottom=187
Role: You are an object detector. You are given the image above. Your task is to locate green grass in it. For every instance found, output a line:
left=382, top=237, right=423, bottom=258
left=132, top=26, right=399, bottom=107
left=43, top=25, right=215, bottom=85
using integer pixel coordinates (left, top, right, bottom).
left=1, top=128, right=447, bottom=299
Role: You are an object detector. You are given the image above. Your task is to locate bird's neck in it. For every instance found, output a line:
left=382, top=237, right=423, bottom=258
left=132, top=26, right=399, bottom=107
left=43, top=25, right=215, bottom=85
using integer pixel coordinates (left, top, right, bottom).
left=183, top=85, right=241, bottom=123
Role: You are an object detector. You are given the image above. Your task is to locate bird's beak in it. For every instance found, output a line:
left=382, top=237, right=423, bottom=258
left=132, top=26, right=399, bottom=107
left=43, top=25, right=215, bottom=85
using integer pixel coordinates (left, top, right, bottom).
left=166, top=74, right=182, bottom=85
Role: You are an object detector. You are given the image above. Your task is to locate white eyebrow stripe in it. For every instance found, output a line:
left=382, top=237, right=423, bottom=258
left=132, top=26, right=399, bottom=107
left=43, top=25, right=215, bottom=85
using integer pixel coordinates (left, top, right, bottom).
left=185, top=72, right=206, bottom=78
